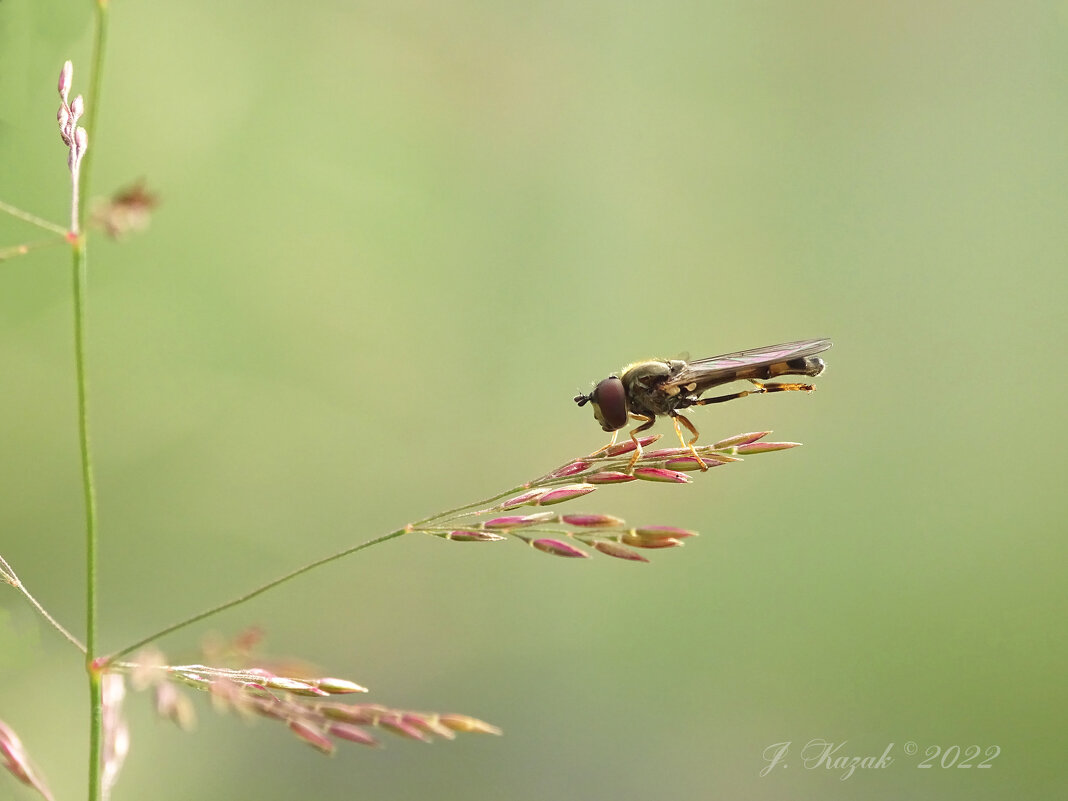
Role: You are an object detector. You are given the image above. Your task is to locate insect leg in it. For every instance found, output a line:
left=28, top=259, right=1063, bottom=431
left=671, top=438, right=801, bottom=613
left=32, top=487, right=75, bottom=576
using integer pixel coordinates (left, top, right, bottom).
left=748, top=380, right=817, bottom=394
left=588, top=429, right=620, bottom=457
left=625, top=414, right=655, bottom=474
left=691, top=379, right=816, bottom=406
left=670, top=412, right=708, bottom=471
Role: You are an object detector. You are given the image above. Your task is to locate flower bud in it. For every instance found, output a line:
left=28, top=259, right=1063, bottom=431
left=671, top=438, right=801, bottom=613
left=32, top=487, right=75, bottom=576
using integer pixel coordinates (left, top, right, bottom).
left=439, top=530, right=508, bottom=542
left=402, top=714, right=455, bottom=739
left=592, top=541, right=649, bottom=562
left=623, top=525, right=697, bottom=549
left=627, top=527, right=696, bottom=540
left=265, top=677, right=324, bottom=696
left=58, top=61, right=73, bottom=100
left=155, top=684, right=197, bottom=731
left=735, top=441, right=800, bottom=454
left=317, top=704, right=375, bottom=724
left=535, top=484, right=596, bottom=505
left=57, top=105, right=71, bottom=140
left=328, top=723, right=379, bottom=746
left=500, top=489, right=547, bottom=509
left=604, top=434, right=660, bottom=457
left=632, top=467, right=691, bottom=483
left=713, top=431, right=771, bottom=449
left=548, top=460, right=592, bottom=478
left=314, top=678, right=368, bottom=695
left=437, top=714, right=503, bottom=735
left=377, top=715, right=430, bottom=741
left=561, top=513, right=625, bottom=528
left=585, top=471, right=637, bottom=484
left=289, top=720, right=334, bottom=754
left=74, top=127, right=89, bottom=158
left=621, top=532, right=683, bottom=549
left=531, top=538, right=589, bottom=558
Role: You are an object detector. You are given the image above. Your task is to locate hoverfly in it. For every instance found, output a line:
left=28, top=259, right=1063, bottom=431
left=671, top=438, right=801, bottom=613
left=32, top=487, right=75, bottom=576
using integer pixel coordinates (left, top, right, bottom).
left=574, top=338, right=831, bottom=473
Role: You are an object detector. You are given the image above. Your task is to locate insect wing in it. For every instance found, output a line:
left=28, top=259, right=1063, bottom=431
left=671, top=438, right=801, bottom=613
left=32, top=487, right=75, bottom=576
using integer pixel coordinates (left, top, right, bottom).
left=663, top=338, right=832, bottom=392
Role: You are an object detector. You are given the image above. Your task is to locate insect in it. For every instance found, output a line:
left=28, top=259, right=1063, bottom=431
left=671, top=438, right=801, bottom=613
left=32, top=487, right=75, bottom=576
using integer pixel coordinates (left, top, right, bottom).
left=574, top=338, right=831, bottom=473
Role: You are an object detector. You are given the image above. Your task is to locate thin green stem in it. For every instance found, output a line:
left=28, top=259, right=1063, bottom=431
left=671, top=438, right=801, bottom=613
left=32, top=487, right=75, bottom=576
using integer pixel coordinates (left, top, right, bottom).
left=0, top=200, right=68, bottom=236
left=110, top=438, right=736, bottom=666
left=414, top=484, right=529, bottom=527
left=87, top=668, right=103, bottom=801
left=0, top=554, right=87, bottom=652
left=106, top=482, right=530, bottom=663
left=109, top=528, right=409, bottom=661
left=72, top=243, right=97, bottom=654
left=107, top=465, right=590, bottom=662
left=73, top=235, right=102, bottom=801
left=0, top=239, right=68, bottom=262
left=81, top=4, right=110, bottom=801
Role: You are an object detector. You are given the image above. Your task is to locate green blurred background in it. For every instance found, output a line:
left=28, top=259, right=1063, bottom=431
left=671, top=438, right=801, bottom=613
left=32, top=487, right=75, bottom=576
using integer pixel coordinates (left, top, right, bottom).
left=2, top=1, right=1066, bottom=799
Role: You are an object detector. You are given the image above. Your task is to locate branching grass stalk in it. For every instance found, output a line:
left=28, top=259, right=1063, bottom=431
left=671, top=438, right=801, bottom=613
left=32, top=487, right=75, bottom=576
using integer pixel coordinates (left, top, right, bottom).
left=0, top=556, right=86, bottom=653
left=105, top=435, right=800, bottom=661
left=0, top=201, right=69, bottom=237
left=109, top=529, right=409, bottom=662
left=106, top=445, right=691, bottom=661
left=106, top=483, right=547, bottom=662
left=0, top=2, right=829, bottom=791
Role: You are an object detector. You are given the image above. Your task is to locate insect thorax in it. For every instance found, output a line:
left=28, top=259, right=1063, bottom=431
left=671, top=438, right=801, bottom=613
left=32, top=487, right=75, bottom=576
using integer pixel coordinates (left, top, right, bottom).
left=620, top=360, right=690, bottom=417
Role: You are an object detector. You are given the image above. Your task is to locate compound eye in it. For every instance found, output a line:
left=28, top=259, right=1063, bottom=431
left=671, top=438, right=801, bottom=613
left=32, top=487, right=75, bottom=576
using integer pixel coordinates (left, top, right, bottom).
left=590, top=376, right=628, bottom=431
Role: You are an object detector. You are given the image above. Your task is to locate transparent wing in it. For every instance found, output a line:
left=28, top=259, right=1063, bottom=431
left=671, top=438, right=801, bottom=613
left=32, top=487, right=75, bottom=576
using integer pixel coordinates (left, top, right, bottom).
left=663, top=338, right=832, bottom=392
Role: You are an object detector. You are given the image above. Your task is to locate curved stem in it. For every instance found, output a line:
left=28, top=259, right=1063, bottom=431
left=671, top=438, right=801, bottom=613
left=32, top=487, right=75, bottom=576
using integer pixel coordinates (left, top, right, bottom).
left=108, top=463, right=588, bottom=662
left=109, top=528, right=409, bottom=661
left=0, top=554, right=87, bottom=652
left=108, top=476, right=548, bottom=662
